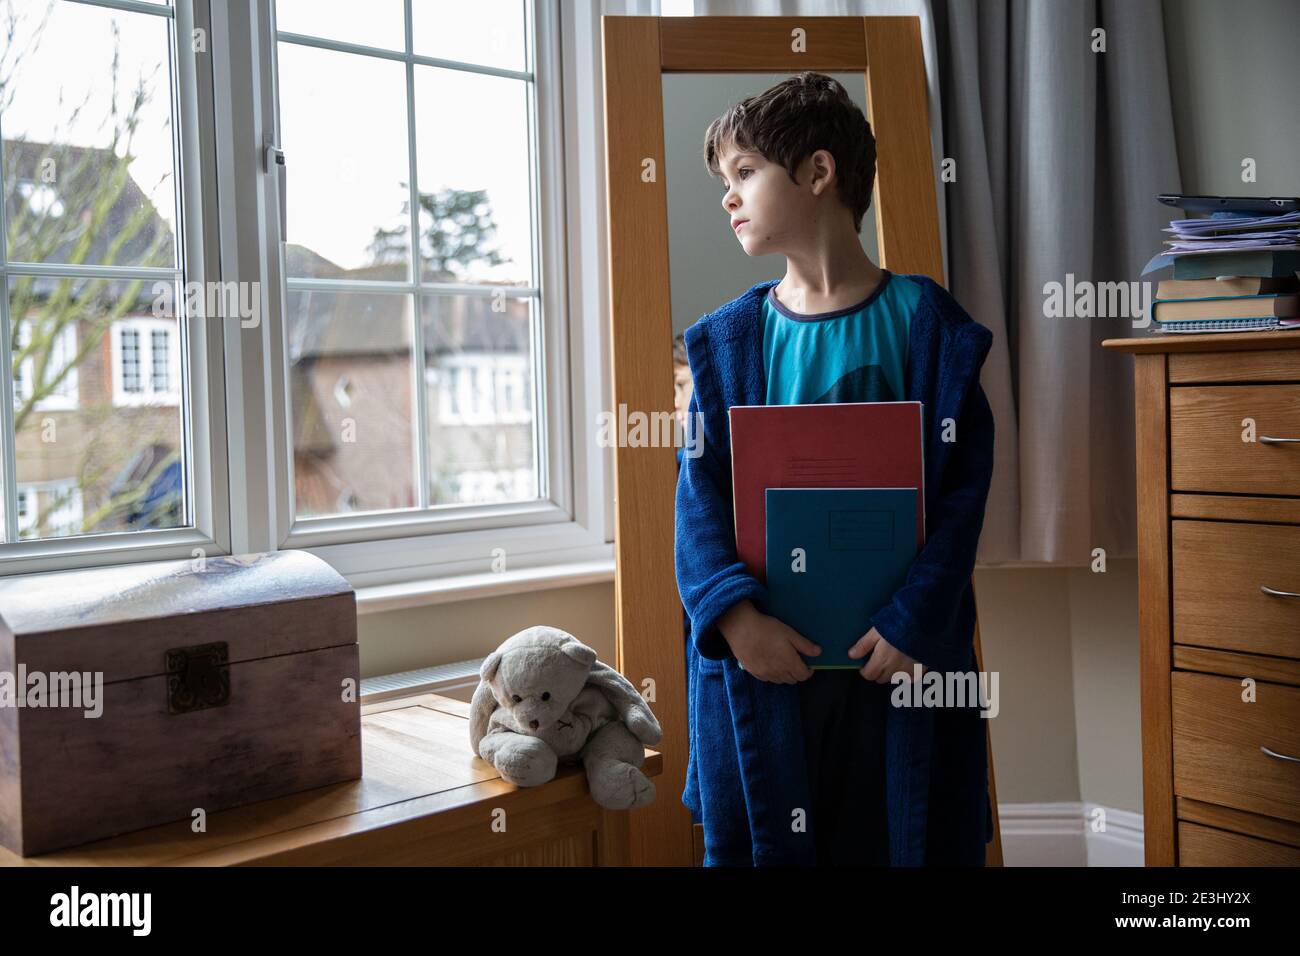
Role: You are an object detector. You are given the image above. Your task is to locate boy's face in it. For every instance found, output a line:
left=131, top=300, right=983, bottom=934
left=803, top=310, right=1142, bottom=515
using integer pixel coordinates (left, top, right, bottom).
left=673, top=364, right=693, bottom=429
left=717, top=144, right=828, bottom=256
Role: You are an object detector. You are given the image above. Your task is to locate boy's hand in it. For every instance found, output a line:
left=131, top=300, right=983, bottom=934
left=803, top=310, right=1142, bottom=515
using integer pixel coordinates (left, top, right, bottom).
left=716, top=599, right=820, bottom=684
left=849, top=627, right=923, bottom=684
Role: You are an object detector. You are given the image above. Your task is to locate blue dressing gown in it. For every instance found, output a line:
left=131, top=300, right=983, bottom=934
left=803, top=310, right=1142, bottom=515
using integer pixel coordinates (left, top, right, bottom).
left=675, top=273, right=996, bottom=866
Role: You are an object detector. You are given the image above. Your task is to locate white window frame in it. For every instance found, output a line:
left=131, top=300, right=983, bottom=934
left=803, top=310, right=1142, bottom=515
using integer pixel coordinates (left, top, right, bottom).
left=445, top=467, right=535, bottom=505
left=16, top=479, right=83, bottom=539
left=431, top=351, right=531, bottom=426
left=110, top=317, right=181, bottom=406
left=15, top=179, right=67, bottom=220
left=0, top=0, right=613, bottom=595
left=0, top=0, right=231, bottom=575
left=216, top=0, right=609, bottom=588
left=12, top=317, right=78, bottom=412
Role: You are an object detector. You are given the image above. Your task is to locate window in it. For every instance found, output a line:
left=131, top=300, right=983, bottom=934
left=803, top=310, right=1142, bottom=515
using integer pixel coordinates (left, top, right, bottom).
left=2, top=0, right=607, bottom=587
left=275, top=0, right=545, bottom=520
left=111, top=319, right=179, bottom=406
left=16, top=480, right=83, bottom=540
left=12, top=319, right=77, bottom=411
left=16, top=179, right=65, bottom=219
left=0, top=0, right=224, bottom=563
left=121, top=329, right=142, bottom=393
left=152, top=329, right=170, bottom=391
left=433, top=352, right=530, bottom=426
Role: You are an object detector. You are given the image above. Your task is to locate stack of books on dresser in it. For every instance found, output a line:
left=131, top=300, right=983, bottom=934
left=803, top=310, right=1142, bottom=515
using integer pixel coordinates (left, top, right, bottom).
left=1143, top=207, right=1300, bottom=334
left=1154, top=272, right=1300, bottom=333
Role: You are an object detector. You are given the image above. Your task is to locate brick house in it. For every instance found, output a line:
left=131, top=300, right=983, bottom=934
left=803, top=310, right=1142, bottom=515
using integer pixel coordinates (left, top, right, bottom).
left=286, top=246, right=536, bottom=515
left=5, top=139, right=536, bottom=537
left=5, top=139, right=180, bottom=538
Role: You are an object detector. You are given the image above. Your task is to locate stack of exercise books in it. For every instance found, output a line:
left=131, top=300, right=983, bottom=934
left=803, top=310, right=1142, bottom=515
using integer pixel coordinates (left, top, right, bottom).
left=1142, top=208, right=1300, bottom=334
left=729, top=402, right=924, bottom=669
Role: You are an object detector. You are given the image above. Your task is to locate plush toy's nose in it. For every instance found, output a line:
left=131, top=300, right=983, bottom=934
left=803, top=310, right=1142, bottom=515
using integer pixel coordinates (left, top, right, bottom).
left=529, top=719, right=540, bottom=730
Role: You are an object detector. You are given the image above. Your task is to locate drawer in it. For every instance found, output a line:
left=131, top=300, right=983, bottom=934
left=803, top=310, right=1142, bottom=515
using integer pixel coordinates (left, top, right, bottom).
left=1170, top=348, right=1300, bottom=384
left=1172, top=520, right=1300, bottom=659
left=1172, top=671, right=1300, bottom=824
left=1178, top=821, right=1300, bottom=865
left=1170, top=385, right=1300, bottom=495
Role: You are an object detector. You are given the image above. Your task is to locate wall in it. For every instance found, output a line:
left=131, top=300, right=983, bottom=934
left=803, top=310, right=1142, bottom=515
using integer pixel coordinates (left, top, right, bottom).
left=358, top=581, right=617, bottom=679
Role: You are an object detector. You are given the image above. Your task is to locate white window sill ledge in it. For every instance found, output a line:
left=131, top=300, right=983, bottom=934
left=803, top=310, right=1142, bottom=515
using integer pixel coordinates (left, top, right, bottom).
left=354, top=554, right=616, bottom=616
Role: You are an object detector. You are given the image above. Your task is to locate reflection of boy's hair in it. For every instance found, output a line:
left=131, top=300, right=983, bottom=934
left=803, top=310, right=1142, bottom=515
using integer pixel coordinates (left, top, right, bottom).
left=673, top=331, right=689, bottom=371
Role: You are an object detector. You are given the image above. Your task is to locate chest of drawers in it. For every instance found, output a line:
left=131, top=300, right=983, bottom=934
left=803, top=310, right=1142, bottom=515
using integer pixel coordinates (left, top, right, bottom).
left=1103, top=331, right=1300, bottom=866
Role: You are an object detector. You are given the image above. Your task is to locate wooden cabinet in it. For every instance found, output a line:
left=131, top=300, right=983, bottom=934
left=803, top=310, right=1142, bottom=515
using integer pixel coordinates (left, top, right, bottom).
left=1104, top=330, right=1300, bottom=866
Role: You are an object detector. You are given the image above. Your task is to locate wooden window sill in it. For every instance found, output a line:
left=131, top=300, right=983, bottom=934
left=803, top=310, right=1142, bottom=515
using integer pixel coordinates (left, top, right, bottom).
left=0, top=693, right=661, bottom=866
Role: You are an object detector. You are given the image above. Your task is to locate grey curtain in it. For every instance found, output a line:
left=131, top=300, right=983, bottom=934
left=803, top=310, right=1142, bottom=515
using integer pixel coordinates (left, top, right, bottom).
left=690, top=0, right=1182, bottom=565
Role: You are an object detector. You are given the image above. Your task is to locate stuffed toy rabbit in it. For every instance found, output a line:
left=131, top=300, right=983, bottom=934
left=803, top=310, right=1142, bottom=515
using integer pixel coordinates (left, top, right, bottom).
left=469, top=625, right=661, bottom=810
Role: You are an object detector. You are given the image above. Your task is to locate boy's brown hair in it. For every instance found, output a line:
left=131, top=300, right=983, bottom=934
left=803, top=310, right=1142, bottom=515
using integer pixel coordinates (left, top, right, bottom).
left=703, top=71, right=876, bottom=234
left=672, top=331, right=688, bottom=369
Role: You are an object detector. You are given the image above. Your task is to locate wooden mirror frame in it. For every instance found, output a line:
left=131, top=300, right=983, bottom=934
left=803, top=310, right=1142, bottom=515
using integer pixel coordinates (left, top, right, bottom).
left=601, top=14, right=1001, bottom=867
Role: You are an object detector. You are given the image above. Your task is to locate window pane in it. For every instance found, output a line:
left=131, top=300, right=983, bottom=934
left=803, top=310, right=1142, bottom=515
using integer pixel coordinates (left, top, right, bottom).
left=413, top=0, right=527, bottom=73
left=287, top=289, right=417, bottom=517
left=9, top=276, right=187, bottom=539
left=277, top=43, right=411, bottom=279
left=275, top=0, right=404, bottom=53
left=414, top=67, right=533, bottom=286
left=1, top=0, right=178, bottom=269
left=422, top=293, right=538, bottom=506
left=121, top=329, right=142, bottom=392
left=151, top=328, right=169, bottom=391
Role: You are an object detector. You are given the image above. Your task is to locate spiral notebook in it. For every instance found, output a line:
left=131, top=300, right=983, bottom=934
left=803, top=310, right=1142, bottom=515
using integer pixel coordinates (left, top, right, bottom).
left=1157, top=317, right=1299, bottom=333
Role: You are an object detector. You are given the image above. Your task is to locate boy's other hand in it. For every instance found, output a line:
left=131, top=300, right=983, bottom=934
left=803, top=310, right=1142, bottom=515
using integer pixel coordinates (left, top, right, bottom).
left=849, top=627, right=923, bottom=684
left=717, top=599, right=820, bottom=684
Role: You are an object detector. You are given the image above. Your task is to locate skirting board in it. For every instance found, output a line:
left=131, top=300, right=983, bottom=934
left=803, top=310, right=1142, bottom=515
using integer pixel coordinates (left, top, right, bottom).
left=1000, top=802, right=1144, bottom=867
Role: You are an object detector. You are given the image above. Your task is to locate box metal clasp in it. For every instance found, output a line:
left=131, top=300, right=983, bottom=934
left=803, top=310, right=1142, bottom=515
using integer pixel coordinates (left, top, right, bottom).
left=165, top=641, right=231, bottom=714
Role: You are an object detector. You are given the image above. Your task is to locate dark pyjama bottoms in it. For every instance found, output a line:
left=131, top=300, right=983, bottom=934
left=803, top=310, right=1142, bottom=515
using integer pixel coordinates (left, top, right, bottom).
left=798, top=668, right=892, bottom=865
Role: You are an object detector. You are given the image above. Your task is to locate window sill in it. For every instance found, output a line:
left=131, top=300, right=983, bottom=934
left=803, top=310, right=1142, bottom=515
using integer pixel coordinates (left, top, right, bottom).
left=354, top=551, right=615, bottom=616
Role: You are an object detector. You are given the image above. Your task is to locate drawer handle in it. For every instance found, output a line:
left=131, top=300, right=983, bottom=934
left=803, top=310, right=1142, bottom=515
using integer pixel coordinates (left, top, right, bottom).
left=1261, top=745, right=1300, bottom=764
left=1259, top=435, right=1300, bottom=444
left=1260, top=585, right=1300, bottom=599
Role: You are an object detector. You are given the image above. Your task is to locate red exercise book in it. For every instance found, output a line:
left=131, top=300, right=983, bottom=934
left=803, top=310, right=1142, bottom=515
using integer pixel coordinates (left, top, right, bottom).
left=729, top=401, right=926, bottom=584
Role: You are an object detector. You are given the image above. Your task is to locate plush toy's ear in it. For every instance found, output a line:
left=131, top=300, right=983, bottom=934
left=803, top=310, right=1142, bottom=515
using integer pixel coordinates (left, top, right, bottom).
left=480, top=650, right=502, bottom=683
left=559, top=637, right=598, bottom=670
left=469, top=678, right=499, bottom=757
left=586, top=661, right=662, bottom=746
left=469, top=650, right=506, bottom=755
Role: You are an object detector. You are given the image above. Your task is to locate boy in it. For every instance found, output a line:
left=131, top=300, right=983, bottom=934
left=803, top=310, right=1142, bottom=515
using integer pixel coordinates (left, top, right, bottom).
left=673, top=332, right=692, bottom=470
left=672, top=332, right=701, bottom=831
left=675, top=72, right=995, bottom=866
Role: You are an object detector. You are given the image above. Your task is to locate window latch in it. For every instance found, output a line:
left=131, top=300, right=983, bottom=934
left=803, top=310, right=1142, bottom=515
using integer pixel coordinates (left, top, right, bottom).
left=264, top=142, right=287, bottom=240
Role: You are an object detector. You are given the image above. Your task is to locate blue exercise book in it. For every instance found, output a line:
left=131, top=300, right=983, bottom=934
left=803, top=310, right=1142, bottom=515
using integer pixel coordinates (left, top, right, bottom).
left=764, top=487, right=919, bottom=669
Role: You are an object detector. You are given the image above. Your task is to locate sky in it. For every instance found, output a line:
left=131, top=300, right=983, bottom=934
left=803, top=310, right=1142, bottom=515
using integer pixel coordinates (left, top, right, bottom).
left=2, top=0, right=534, bottom=283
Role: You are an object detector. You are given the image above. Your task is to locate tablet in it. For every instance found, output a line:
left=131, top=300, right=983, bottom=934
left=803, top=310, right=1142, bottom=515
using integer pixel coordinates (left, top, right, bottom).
left=1158, top=194, right=1299, bottom=215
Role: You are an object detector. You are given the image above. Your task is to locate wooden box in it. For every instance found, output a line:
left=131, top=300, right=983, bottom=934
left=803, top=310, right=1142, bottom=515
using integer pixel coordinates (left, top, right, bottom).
left=0, top=549, right=362, bottom=856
